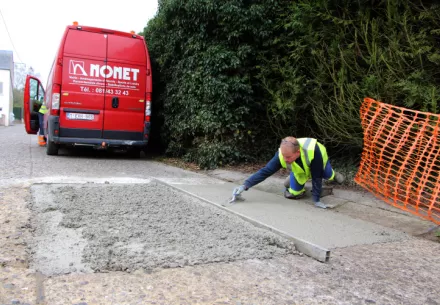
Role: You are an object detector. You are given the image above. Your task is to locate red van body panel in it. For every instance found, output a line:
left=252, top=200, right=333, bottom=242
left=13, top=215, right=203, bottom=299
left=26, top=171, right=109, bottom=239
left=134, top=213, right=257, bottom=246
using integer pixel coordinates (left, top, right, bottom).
left=103, top=34, right=147, bottom=139
left=23, top=24, right=152, bottom=154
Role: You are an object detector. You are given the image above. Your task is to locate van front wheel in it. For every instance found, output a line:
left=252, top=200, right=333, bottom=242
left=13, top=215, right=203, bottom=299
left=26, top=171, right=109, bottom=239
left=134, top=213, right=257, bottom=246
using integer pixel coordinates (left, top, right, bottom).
left=46, top=138, right=59, bottom=155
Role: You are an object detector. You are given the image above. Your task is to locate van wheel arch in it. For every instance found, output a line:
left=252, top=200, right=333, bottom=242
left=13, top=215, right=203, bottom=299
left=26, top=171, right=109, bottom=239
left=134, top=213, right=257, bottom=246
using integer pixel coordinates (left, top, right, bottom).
left=46, top=136, right=59, bottom=156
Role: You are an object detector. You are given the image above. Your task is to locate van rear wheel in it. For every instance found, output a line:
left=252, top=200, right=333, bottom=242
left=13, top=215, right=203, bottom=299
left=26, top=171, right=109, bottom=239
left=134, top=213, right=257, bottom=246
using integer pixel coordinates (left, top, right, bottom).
left=46, top=138, right=59, bottom=155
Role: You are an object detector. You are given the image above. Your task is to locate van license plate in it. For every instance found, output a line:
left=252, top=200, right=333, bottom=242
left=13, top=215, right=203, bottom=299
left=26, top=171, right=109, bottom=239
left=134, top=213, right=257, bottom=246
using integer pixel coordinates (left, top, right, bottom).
left=67, top=113, right=94, bottom=121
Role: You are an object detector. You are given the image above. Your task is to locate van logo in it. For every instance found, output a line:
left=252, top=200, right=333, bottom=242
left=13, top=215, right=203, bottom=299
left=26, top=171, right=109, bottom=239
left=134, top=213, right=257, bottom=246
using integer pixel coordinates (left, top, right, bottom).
left=68, top=60, right=139, bottom=81
left=69, top=60, right=88, bottom=76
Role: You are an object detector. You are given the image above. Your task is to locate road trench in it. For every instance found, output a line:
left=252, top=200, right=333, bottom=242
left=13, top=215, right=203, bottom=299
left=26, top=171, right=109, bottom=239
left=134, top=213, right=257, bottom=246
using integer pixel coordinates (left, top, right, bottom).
left=28, top=181, right=298, bottom=276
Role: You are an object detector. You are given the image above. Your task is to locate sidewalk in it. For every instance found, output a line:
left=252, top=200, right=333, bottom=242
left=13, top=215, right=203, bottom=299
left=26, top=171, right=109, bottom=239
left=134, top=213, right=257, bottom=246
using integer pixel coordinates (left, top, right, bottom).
left=155, top=169, right=424, bottom=262
left=205, top=169, right=436, bottom=236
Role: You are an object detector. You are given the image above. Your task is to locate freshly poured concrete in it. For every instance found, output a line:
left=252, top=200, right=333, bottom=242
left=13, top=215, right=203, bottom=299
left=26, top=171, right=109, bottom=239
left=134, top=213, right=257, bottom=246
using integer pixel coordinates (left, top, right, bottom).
left=160, top=180, right=411, bottom=250
left=29, top=182, right=296, bottom=275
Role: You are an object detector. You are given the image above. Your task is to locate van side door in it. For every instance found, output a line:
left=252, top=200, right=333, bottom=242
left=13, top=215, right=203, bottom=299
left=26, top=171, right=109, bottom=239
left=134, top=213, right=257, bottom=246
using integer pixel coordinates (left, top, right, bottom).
left=23, top=75, right=45, bottom=135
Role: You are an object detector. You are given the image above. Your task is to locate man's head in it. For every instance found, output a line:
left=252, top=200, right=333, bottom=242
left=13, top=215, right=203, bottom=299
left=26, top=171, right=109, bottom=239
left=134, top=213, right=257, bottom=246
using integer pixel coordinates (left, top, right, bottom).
left=280, top=137, right=301, bottom=163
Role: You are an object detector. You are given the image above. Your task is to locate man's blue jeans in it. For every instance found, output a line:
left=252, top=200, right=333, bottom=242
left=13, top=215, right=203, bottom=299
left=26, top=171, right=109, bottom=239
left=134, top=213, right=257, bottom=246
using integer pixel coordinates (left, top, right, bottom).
left=38, top=112, right=45, bottom=136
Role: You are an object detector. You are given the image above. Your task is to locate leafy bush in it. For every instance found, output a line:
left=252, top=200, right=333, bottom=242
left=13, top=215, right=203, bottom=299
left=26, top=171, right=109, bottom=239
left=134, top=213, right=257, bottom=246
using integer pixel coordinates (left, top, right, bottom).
left=143, top=0, right=285, bottom=167
left=258, top=0, right=440, bottom=150
left=144, top=0, right=440, bottom=168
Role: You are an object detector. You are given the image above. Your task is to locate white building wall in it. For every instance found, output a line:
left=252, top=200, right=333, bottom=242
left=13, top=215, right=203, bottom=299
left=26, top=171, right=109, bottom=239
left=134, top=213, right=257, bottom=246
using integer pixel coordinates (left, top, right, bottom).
left=0, top=69, right=12, bottom=126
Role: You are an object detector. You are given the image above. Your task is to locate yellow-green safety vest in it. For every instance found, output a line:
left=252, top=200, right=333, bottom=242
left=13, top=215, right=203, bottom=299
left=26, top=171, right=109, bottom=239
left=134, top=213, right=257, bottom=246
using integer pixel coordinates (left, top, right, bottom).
left=278, top=138, right=331, bottom=186
left=39, top=104, right=48, bottom=114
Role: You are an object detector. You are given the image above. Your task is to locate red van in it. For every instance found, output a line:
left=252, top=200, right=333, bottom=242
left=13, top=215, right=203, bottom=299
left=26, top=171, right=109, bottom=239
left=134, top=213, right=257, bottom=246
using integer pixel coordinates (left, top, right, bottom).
left=24, top=23, right=152, bottom=156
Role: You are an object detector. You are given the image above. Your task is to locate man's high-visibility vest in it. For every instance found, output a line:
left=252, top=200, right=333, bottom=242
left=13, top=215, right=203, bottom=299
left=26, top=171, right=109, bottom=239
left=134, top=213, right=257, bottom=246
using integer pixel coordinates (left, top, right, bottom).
left=278, top=138, right=332, bottom=186
left=38, top=104, right=48, bottom=114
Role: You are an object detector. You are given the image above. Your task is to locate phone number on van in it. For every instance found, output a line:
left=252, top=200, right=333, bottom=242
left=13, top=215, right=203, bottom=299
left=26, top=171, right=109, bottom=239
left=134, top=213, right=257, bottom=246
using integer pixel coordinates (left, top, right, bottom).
left=80, top=86, right=129, bottom=96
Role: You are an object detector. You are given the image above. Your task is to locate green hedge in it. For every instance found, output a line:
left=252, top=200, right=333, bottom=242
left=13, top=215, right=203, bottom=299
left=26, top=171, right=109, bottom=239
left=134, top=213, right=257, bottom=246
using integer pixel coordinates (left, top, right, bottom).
left=259, top=0, right=440, bottom=149
left=144, top=0, right=440, bottom=168
left=144, top=0, right=284, bottom=167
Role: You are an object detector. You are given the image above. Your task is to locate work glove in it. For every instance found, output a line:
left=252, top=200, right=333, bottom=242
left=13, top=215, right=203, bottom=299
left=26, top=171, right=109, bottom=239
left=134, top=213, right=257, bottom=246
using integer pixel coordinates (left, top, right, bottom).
left=232, top=185, right=246, bottom=196
left=314, top=201, right=328, bottom=209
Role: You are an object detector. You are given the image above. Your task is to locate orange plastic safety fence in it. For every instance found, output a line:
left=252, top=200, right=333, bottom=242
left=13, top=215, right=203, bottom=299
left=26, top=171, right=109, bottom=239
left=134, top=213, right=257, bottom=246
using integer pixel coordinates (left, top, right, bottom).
left=355, top=98, right=440, bottom=224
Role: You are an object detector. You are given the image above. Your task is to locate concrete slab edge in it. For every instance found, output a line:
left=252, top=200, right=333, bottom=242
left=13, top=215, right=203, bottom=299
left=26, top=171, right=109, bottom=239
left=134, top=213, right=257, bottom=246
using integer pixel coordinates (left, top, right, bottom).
left=153, top=178, right=331, bottom=263
left=36, top=271, right=46, bottom=304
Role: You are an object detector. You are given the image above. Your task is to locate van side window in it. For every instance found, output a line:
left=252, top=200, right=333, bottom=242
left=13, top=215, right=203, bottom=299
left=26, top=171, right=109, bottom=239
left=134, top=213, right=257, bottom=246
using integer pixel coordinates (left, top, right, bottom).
left=38, top=84, right=45, bottom=101
left=30, top=79, right=38, bottom=100
left=29, top=79, right=41, bottom=112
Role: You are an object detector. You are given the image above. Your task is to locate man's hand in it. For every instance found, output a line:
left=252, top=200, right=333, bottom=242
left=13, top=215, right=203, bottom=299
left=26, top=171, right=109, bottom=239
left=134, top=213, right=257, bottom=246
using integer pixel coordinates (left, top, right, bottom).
left=228, top=185, right=247, bottom=204
left=232, top=185, right=246, bottom=196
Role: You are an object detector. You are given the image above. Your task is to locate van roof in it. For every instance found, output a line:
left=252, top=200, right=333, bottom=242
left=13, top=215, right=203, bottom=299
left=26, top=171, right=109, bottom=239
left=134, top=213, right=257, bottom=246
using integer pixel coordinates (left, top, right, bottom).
left=67, top=24, right=144, bottom=40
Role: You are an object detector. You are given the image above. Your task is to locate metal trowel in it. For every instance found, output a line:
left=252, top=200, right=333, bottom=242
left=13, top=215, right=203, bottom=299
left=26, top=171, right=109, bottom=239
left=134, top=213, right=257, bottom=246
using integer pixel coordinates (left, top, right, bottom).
left=224, top=193, right=245, bottom=206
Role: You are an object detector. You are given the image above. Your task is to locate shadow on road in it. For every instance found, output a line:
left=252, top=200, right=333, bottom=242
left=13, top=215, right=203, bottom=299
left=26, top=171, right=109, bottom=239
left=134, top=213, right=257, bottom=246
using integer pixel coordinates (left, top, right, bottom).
left=53, top=146, right=161, bottom=161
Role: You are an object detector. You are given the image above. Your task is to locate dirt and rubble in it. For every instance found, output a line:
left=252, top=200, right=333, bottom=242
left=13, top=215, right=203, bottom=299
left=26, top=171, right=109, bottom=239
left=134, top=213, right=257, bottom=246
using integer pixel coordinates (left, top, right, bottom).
left=28, top=182, right=296, bottom=276
left=1, top=126, right=440, bottom=304
left=2, top=183, right=440, bottom=305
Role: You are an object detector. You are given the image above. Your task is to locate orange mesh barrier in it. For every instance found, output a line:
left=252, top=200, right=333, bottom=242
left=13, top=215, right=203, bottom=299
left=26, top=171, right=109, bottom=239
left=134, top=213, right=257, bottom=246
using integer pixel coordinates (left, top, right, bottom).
left=355, top=97, right=440, bottom=224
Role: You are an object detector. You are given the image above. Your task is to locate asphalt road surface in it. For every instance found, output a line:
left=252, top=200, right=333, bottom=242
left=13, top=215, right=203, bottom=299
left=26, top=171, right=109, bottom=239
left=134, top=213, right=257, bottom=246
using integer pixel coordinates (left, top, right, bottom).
left=1, top=124, right=439, bottom=305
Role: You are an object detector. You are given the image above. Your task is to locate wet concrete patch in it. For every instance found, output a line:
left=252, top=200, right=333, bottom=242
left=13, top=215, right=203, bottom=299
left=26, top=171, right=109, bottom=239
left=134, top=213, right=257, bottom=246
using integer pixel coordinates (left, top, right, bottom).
left=29, top=182, right=295, bottom=275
